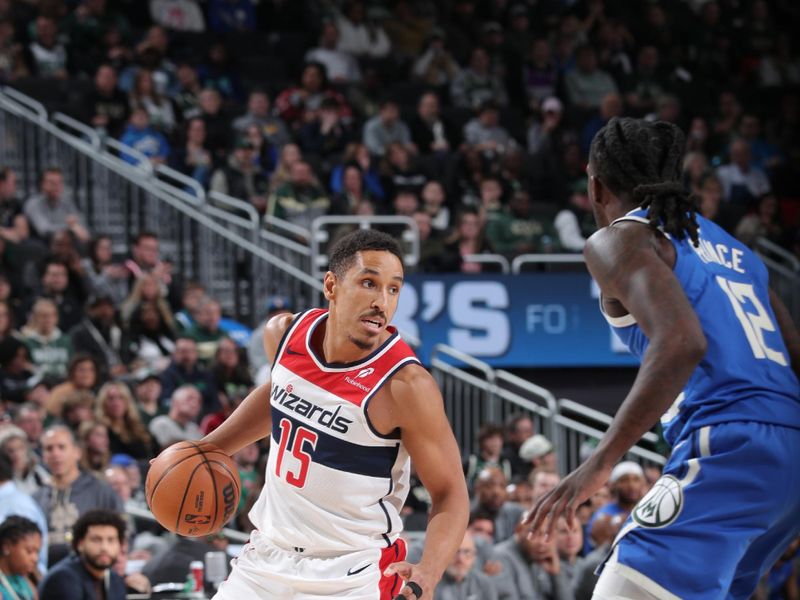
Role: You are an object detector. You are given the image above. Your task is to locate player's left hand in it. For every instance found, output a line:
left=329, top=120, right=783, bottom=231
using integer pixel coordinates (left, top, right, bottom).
left=523, top=457, right=612, bottom=538
left=384, top=561, right=434, bottom=599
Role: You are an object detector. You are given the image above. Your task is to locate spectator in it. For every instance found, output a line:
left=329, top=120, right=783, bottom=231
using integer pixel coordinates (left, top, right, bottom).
left=363, top=100, right=415, bottom=159
left=268, top=160, right=330, bottom=230
left=471, top=467, right=525, bottom=543
left=622, top=45, right=667, bottom=117
left=420, top=180, right=450, bottom=233
left=148, top=385, right=203, bottom=448
left=580, top=92, right=623, bottom=157
left=523, top=38, right=558, bottom=109
left=185, top=297, right=225, bottom=364
left=12, top=404, right=46, bottom=458
left=328, top=164, right=369, bottom=217
left=210, top=336, right=252, bottom=400
left=39, top=509, right=127, bottom=600
left=0, top=423, right=50, bottom=496
left=736, top=113, right=783, bottom=172
left=232, top=90, right=290, bottom=148
left=0, top=452, right=48, bottom=575
left=716, top=138, right=772, bottom=205
left=0, top=516, right=41, bottom=598
left=246, top=295, right=292, bottom=380
left=463, top=423, right=512, bottom=490
left=209, top=137, right=270, bottom=215
left=694, top=171, right=723, bottom=222
left=529, top=468, right=561, bottom=504
left=565, top=44, right=619, bottom=111
left=434, top=530, right=498, bottom=600
left=34, top=426, right=122, bottom=566
left=132, top=370, right=163, bottom=428
left=493, top=523, right=573, bottom=600
left=336, top=1, right=392, bottom=59
left=77, top=420, right=111, bottom=474
left=208, top=0, right=256, bottom=33
left=0, top=299, right=16, bottom=345
left=411, top=28, right=460, bottom=87
left=196, top=42, right=243, bottom=102
left=0, top=167, right=28, bottom=245
left=440, top=210, right=493, bottom=273
left=172, top=62, right=202, bottom=121
left=0, top=337, right=37, bottom=406
left=27, top=16, right=68, bottom=78
left=275, top=62, right=352, bottom=132
left=169, top=117, right=214, bottom=187
left=69, top=295, right=129, bottom=382
left=242, top=123, right=277, bottom=177
left=174, top=280, right=205, bottom=332
left=123, top=232, right=172, bottom=296
left=119, top=107, right=170, bottom=166
left=463, top=100, right=514, bottom=162
left=298, top=97, right=350, bottom=165
left=20, top=298, right=72, bottom=385
left=710, top=91, right=742, bottom=152
left=409, top=92, right=458, bottom=156
left=413, top=210, right=447, bottom=273
left=520, top=434, right=558, bottom=473
left=120, top=273, right=164, bottom=327
left=381, top=2, right=433, bottom=61
left=126, top=300, right=176, bottom=372
left=486, top=189, right=559, bottom=257
left=555, top=182, right=595, bottom=252
left=380, top=144, right=428, bottom=200
left=588, top=461, right=646, bottom=546
left=81, top=235, right=129, bottom=305
left=23, top=168, right=90, bottom=243
left=682, top=151, right=709, bottom=192
left=501, top=414, right=534, bottom=478
left=735, top=193, right=784, bottom=248
left=149, top=0, right=205, bottom=32
left=45, top=354, right=98, bottom=418
left=305, top=21, right=361, bottom=83
left=197, top=87, right=233, bottom=162
left=0, top=20, right=29, bottom=82
left=129, top=68, right=176, bottom=135
left=451, top=46, right=508, bottom=109
left=528, top=97, right=565, bottom=155
left=329, top=143, right=384, bottom=201
left=95, top=382, right=154, bottom=460
left=157, top=336, right=218, bottom=414
left=83, top=64, right=129, bottom=138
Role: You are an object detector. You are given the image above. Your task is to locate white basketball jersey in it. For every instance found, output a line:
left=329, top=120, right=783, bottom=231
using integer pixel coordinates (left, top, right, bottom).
left=249, top=309, right=421, bottom=555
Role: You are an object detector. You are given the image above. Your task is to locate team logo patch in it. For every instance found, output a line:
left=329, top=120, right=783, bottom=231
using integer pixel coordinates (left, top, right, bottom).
left=356, top=368, right=375, bottom=379
left=632, top=475, right=683, bottom=528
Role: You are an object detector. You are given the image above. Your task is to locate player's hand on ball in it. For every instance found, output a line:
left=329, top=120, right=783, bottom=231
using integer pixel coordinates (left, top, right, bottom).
left=384, top=561, right=432, bottom=599
left=523, top=456, right=612, bottom=538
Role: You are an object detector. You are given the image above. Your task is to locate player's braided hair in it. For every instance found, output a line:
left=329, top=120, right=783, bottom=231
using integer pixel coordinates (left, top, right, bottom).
left=589, top=117, right=699, bottom=246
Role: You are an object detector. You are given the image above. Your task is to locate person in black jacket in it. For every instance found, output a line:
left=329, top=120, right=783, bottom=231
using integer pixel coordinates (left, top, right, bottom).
left=39, top=509, right=127, bottom=600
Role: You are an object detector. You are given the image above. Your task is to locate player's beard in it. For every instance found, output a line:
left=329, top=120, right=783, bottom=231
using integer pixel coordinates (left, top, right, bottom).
left=348, top=334, right=373, bottom=350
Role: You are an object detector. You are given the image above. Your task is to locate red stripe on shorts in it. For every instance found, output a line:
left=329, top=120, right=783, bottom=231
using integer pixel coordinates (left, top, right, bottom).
left=378, top=538, right=407, bottom=599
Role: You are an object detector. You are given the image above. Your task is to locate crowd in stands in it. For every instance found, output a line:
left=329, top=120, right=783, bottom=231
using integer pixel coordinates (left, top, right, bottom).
left=0, top=0, right=798, bottom=598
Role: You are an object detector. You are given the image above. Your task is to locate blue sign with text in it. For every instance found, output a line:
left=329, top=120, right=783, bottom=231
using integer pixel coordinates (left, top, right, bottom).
left=395, top=273, right=638, bottom=367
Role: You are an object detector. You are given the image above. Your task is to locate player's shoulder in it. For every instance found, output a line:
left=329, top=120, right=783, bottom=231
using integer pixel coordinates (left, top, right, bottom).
left=385, top=363, right=440, bottom=409
left=264, top=311, right=299, bottom=339
left=585, top=220, right=672, bottom=271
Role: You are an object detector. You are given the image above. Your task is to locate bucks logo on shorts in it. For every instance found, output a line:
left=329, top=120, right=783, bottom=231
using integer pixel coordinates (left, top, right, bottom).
left=632, top=475, right=683, bottom=528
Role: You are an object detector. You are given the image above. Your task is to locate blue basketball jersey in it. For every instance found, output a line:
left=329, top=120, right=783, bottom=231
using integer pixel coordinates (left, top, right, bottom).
left=601, top=208, right=800, bottom=446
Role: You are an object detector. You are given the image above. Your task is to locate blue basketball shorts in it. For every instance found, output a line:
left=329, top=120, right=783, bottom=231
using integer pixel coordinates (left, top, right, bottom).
left=597, top=421, right=800, bottom=600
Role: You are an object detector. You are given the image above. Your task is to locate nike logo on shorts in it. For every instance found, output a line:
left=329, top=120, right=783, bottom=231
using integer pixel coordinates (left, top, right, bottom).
left=346, top=563, right=371, bottom=576
left=285, top=347, right=303, bottom=356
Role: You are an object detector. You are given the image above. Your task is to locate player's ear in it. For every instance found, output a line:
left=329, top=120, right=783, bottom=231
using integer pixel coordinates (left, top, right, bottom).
left=589, top=174, right=606, bottom=207
left=323, top=271, right=336, bottom=301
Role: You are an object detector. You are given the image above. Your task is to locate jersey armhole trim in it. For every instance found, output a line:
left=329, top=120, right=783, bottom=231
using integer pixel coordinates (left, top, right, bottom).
left=271, top=310, right=312, bottom=372
left=598, top=294, right=637, bottom=327
left=363, top=357, right=422, bottom=441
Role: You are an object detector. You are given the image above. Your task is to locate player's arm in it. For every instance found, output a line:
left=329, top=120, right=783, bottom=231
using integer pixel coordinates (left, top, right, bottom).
left=526, top=224, right=707, bottom=534
left=201, top=313, right=295, bottom=456
left=769, top=288, right=800, bottom=377
left=383, top=365, right=470, bottom=600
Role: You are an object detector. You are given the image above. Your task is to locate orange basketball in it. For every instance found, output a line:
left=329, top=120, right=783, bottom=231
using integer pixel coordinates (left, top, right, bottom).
left=145, top=441, right=241, bottom=537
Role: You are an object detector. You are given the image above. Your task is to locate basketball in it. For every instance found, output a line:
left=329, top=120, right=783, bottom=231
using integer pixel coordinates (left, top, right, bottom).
left=146, top=441, right=241, bottom=537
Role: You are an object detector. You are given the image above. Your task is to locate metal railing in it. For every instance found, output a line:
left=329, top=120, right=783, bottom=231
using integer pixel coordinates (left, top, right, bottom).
left=512, top=253, right=586, bottom=273
left=755, top=237, right=800, bottom=318
left=463, top=254, right=510, bottom=273
left=430, top=345, right=665, bottom=473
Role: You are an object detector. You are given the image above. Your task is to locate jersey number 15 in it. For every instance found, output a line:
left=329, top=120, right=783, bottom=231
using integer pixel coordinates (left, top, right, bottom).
left=716, top=277, right=788, bottom=366
left=275, top=419, right=318, bottom=488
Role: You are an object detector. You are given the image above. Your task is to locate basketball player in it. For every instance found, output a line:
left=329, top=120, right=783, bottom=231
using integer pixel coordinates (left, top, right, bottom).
left=202, top=230, right=469, bottom=599
left=525, top=118, right=800, bottom=599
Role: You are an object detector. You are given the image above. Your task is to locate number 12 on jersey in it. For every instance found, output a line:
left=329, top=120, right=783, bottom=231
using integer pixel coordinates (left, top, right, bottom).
left=275, top=419, right=318, bottom=488
left=716, top=276, right=788, bottom=366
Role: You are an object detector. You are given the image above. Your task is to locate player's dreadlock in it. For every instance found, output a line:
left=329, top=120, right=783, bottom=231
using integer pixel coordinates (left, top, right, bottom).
left=589, top=117, right=699, bottom=246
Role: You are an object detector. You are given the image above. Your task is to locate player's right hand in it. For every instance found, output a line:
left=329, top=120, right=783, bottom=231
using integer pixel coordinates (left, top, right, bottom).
left=523, top=457, right=612, bottom=538
left=384, top=561, right=433, bottom=599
